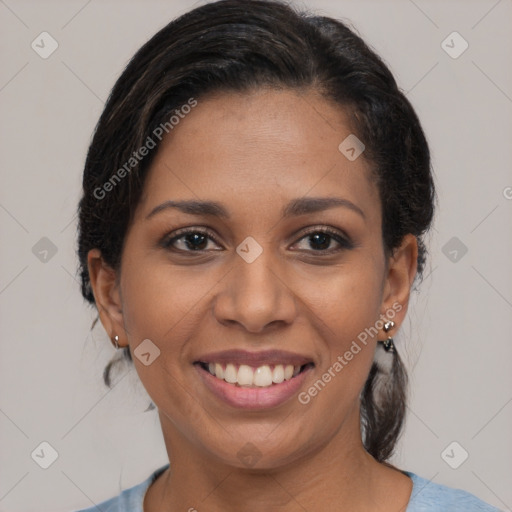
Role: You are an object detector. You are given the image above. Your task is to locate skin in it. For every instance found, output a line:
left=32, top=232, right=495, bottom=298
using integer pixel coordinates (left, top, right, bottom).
left=88, top=88, right=418, bottom=512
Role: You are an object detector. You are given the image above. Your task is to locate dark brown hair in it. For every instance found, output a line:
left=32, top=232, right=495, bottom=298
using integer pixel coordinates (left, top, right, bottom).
left=77, top=0, right=435, bottom=463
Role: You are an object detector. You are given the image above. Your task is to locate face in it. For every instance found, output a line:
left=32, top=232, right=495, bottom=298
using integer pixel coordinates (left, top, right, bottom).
left=89, top=88, right=416, bottom=469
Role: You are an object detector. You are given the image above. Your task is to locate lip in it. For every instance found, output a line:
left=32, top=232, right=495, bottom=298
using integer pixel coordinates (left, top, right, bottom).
left=194, top=362, right=314, bottom=409
left=194, top=349, right=314, bottom=368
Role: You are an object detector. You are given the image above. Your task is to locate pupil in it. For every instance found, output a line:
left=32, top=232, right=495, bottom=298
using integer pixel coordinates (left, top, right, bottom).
left=186, top=233, right=207, bottom=250
left=310, top=233, right=330, bottom=250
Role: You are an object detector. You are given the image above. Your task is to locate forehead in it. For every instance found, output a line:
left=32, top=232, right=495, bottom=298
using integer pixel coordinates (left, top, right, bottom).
left=137, top=88, right=380, bottom=224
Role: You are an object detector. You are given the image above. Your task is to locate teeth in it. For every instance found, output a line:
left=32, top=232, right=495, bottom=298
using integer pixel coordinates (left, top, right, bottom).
left=254, top=365, right=273, bottom=387
left=237, top=365, right=253, bottom=386
left=224, top=363, right=237, bottom=384
left=214, top=363, right=224, bottom=379
left=204, top=362, right=305, bottom=387
left=272, top=365, right=285, bottom=384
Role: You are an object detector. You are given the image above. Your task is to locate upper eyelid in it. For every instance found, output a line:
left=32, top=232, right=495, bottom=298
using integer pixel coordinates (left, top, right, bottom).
left=164, top=225, right=351, bottom=250
left=167, top=226, right=222, bottom=244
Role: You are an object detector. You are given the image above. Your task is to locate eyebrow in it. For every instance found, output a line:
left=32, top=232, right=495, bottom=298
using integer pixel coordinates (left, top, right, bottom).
left=146, top=196, right=365, bottom=221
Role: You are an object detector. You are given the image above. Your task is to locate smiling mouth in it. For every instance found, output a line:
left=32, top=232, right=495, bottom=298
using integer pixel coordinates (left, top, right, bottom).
left=195, top=362, right=315, bottom=388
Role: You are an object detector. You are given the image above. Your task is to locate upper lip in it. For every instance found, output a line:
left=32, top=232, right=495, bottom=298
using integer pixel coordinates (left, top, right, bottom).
left=194, top=349, right=314, bottom=367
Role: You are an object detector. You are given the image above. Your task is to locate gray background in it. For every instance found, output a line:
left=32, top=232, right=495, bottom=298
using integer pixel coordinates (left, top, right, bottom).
left=1, top=0, right=511, bottom=510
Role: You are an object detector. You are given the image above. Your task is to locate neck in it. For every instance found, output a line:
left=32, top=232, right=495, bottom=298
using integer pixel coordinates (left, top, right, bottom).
left=146, top=410, right=407, bottom=512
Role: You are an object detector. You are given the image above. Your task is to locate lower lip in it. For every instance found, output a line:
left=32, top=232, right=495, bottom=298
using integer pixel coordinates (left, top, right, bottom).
left=194, top=364, right=313, bottom=410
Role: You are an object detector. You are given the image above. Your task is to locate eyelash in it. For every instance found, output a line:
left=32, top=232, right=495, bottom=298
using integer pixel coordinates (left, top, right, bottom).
left=160, top=226, right=354, bottom=255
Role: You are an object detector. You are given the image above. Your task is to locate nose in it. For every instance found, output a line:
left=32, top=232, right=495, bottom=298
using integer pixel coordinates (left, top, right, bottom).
left=213, top=250, right=297, bottom=334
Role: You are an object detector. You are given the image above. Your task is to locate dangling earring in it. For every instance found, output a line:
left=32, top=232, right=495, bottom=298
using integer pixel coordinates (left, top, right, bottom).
left=378, top=320, right=395, bottom=353
left=111, top=334, right=120, bottom=349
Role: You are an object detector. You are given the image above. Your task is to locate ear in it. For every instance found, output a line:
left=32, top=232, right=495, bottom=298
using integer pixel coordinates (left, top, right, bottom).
left=379, top=234, right=418, bottom=335
left=87, top=248, right=127, bottom=347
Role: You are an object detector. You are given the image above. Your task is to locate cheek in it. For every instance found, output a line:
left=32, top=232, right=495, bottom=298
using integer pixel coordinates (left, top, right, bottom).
left=303, top=258, right=384, bottom=336
left=120, top=247, right=206, bottom=341
left=118, top=251, right=204, bottom=417
left=120, top=233, right=385, bottom=352
left=296, top=266, right=381, bottom=421
left=297, top=255, right=383, bottom=395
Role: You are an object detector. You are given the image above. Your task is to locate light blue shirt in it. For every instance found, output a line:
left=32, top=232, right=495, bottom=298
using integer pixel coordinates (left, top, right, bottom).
left=73, top=463, right=501, bottom=511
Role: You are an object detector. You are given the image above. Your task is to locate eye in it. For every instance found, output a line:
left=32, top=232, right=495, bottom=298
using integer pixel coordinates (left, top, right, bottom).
left=161, top=226, right=353, bottom=254
left=292, top=227, right=353, bottom=253
left=161, top=228, right=222, bottom=252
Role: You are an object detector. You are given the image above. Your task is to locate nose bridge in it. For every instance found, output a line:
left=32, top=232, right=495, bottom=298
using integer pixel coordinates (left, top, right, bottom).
left=215, top=244, right=296, bottom=332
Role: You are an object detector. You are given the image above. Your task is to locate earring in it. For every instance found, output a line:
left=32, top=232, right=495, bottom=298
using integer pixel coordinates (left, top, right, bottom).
left=378, top=320, right=396, bottom=353
left=111, top=334, right=120, bottom=350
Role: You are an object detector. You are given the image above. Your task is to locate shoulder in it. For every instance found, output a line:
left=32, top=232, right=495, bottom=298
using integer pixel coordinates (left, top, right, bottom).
left=405, top=472, right=502, bottom=511
left=71, top=463, right=170, bottom=512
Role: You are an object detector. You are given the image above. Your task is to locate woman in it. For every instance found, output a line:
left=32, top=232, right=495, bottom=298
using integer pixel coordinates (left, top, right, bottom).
left=74, top=0, right=499, bottom=510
